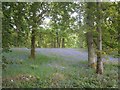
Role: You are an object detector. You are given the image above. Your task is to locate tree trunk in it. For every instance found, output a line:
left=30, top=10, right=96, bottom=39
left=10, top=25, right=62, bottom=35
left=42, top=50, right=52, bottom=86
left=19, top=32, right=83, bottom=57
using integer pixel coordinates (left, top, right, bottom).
left=53, top=37, right=56, bottom=48
left=96, top=27, right=103, bottom=74
left=62, top=38, right=65, bottom=48
left=86, top=32, right=96, bottom=69
left=30, top=29, right=35, bottom=59
left=96, top=1, right=103, bottom=74
left=86, top=2, right=96, bottom=69
left=56, top=31, right=59, bottom=48
left=59, top=37, right=61, bottom=48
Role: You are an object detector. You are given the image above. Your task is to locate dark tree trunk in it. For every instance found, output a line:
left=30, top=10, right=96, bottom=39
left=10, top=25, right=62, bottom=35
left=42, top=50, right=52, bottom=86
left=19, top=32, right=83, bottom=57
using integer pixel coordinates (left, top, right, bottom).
left=53, top=37, right=56, bottom=48
left=96, top=1, right=103, bottom=74
left=62, top=38, right=65, bottom=48
left=30, top=29, right=35, bottom=59
left=56, top=31, right=59, bottom=48
left=58, top=37, right=61, bottom=48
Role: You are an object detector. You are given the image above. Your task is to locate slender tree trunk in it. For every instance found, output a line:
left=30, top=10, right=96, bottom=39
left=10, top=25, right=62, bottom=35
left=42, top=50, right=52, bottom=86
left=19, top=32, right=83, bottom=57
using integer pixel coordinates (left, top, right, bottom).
left=56, top=31, right=59, bottom=48
left=59, top=37, right=61, bottom=48
left=30, top=29, right=35, bottom=59
left=96, top=1, right=103, bottom=74
left=86, top=32, right=96, bottom=69
left=62, top=38, right=65, bottom=48
left=53, top=37, right=56, bottom=48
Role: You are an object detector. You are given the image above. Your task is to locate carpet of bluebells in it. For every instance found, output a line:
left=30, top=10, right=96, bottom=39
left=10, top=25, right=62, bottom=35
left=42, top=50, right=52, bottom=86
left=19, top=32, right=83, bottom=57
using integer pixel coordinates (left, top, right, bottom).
left=2, top=48, right=118, bottom=88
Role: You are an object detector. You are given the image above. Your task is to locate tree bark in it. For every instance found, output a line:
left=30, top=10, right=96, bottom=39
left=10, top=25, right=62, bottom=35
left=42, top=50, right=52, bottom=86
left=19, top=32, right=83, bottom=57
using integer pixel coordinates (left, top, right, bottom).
left=56, top=31, right=59, bottom=48
left=86, top=2, right=96, bottom=69
left=96, top=27, right=103, bottom=74
left=53, top=37, right=56, bottom=48
left=30, top=29, right=35, bottom=59
left=59, top=37, right=61, bottom=48
left=62, top=38, right=65, bottom=48
left=96, top=1, right=103, bottom=74
left=86, top=32, right=96, bottom=69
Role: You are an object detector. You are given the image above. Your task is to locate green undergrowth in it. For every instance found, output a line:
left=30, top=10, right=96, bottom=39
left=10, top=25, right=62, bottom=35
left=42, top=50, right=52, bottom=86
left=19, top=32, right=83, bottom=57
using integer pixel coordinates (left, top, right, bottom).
left=2, top=49, right=118, bottom=88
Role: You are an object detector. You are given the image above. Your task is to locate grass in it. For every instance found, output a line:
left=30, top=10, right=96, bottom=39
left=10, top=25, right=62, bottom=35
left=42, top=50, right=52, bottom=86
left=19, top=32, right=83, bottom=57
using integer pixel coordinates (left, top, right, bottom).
left=2, top=49, right=118, bottom=88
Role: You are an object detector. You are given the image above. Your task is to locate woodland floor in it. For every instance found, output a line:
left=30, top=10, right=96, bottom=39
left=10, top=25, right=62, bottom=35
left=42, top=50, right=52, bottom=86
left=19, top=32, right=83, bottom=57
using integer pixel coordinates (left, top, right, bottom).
left=2, top=48, right=119, bottom=88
